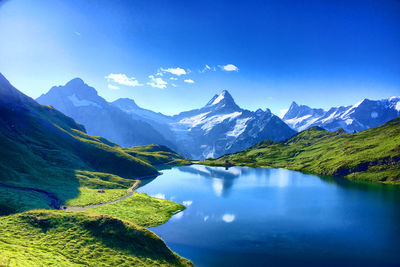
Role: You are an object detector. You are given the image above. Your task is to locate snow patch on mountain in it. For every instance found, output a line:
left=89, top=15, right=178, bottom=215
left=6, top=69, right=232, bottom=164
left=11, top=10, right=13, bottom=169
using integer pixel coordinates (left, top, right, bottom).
left=68, top=93, right=102, bottom=108
left=284, top=114, right=312, bottom=128
left=321, top=111, right=338, bottom=123
left=201, top=112, right=242, bottom=133
left=227, top=117, right=251, bottom=137
left=211, top=93, right=225, bottom=105
left=178, top=112, right=211, bottom=129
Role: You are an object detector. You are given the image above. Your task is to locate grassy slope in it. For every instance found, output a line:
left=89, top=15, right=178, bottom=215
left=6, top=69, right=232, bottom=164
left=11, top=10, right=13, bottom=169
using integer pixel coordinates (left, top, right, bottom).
left=203, top=118, right=400, bottom=184
left=122, top=144, right=191, bottom=166
left=65, top=188, right=128, bottom=207
left=87, top=193, right=185, bottom=227
left=0, top=101, right=157, bottom=211
left=0, top=210, right=191, bottom=266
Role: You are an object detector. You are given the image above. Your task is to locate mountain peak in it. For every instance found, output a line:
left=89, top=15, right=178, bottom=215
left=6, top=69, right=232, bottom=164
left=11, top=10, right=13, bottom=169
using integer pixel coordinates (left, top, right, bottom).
left=220, top=89, right=230, bottom=95
left=65, top=78, right=85, bottom=87
left=289, top=101, right=299, bottom=109
left=60, top=78, right=99, bottom=97
left=282, top=101, right=301, bottom=120
left=206, top=90, right=236, bottom=107
left=37, top=78, right=107, bottom=108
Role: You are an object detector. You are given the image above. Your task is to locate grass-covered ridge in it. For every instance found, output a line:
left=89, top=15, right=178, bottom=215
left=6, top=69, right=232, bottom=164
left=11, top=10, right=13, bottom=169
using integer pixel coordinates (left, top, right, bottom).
left=122, top=144, right=191, bottom=166
left=203, top=118, right=400, bottom=184
left=0, top=210, right=192, bottom=266
left=87, top=192, right=185, bottom=227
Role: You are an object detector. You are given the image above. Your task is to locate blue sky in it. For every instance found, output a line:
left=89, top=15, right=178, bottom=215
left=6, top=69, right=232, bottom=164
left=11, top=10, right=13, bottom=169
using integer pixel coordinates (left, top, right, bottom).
left=0, top=0, right=399, bottom=115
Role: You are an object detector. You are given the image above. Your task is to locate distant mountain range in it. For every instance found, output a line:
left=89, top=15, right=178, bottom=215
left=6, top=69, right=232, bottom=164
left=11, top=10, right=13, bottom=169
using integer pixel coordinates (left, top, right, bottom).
left=282, top=97, right=400, bottom=132
left=38, top=80, right=295, bottom=159
left=36, top=78, right=399, bottom=159
left=37, top=78, right=175, bottom=149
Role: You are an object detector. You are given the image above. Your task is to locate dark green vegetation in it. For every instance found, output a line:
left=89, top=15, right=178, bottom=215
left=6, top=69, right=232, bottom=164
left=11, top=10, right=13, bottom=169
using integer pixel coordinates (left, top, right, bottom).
left=203, top=118, right=400, bottom=184
left=0, top=187, right=51, bottom=216
left=0, top=210, right=191, bottom=266
left=88, top=193, right=185, bottom=227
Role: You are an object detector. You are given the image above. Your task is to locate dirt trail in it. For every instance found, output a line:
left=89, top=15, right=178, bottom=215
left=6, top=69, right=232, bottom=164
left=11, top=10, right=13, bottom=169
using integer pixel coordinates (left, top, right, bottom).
left=65, top=180, right=141, bottom=211
left=0, top=176, right=150, bottom=212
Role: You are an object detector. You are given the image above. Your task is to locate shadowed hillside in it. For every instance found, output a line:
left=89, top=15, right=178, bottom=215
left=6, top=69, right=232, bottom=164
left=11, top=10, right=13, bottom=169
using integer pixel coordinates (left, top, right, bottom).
left=0, top=73, right=183, bottom=214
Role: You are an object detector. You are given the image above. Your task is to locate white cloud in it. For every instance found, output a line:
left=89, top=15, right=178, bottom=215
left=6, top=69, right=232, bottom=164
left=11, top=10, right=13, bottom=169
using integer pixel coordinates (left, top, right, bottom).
left=151, top=193, right=166, bottom=199
left=219, top=64, right=239, bottom=72
left=182, top=200, right=193, bottom=206
left=147, top=75, right=167, bottom=89
left=108, top=84, right=119, bottom=90
left=222, top=213, right=235, bottom=223
left=171, top=83, right=177, bottom=87
left=184, top=79, right=195, bottom=84
left=199, top=64, right=215, bottom=73
left=105, top=73, right=142, bottom=87
left=170, top=77, right=178, bottom=80
left=74, top=31, right=81, bottom=36
left=203, top=216, right=209, bottom=222
left=160, top=67, right=187, bottom=76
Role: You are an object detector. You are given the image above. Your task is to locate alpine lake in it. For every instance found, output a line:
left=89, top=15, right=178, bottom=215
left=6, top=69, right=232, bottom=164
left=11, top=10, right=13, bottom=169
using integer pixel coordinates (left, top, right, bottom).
left=136, top=165, right=400, bottom=267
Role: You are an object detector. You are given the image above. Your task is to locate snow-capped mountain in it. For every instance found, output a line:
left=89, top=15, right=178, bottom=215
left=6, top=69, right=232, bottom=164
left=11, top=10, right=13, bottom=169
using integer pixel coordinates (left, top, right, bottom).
left=168, top=90, right=296, bottom=159
left=282, top=97, right=400, bottom=132
left=36, top=78, right=174, bottom=149
left=38, top=79, right=295, bottom=159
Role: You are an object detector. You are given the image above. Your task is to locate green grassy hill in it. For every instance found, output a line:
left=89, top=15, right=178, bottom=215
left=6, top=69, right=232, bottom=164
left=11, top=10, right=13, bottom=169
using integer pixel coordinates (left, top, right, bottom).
left=123, top=144, right=191, bottom=166
left=203, top=118, right=400, bottom=184
left=0, top=210, right=191, bottom=266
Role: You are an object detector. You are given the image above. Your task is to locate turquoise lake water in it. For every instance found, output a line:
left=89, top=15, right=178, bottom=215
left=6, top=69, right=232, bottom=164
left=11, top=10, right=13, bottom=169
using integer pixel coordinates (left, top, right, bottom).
left=137, top=166, right=400, bottom=266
